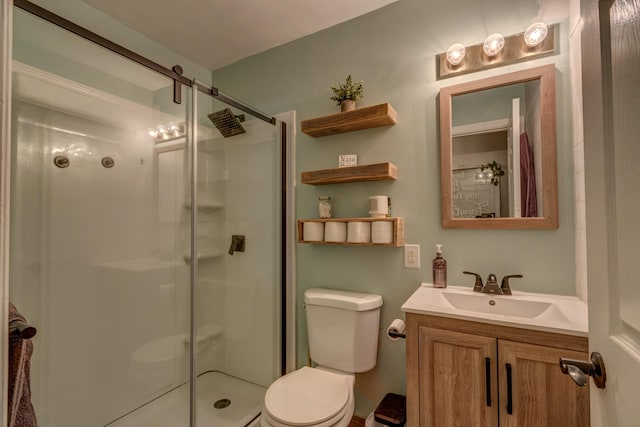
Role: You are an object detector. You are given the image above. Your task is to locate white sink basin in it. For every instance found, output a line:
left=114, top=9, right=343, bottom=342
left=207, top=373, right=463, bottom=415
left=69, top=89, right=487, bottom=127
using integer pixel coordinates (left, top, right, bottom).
left=401, top=284, right=587, bottom=336
left=442, top=291, right=565, bottom=320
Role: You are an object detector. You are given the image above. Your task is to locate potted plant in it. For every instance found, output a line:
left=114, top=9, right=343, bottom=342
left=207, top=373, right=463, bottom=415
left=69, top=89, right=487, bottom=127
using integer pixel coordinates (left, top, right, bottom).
left=330, top=74, right=364, bottom=112
left=480, top=161, right=505, bottom=186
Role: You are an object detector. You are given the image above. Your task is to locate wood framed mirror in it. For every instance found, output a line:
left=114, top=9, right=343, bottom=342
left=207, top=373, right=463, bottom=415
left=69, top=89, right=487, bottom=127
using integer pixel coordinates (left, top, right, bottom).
left=439, top=64, right=558, bottom=229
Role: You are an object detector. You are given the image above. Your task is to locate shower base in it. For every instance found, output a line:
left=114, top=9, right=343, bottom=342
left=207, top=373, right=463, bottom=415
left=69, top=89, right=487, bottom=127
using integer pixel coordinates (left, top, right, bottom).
left=109, top=371, right=265, bottom=427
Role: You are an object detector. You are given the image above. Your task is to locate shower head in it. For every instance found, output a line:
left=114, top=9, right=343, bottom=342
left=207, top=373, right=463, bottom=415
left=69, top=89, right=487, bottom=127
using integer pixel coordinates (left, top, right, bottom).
left=208, top=108, right=246, bottom=138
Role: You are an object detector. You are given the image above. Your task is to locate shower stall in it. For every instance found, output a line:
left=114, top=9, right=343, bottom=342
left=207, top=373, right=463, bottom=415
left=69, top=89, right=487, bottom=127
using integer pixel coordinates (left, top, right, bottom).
left=5, top=2, right=294, bottom=426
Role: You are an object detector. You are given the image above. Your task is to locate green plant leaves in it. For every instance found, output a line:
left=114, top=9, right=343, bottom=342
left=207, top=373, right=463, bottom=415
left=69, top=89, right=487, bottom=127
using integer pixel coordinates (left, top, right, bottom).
left=330, top=74, right=364, bottom=105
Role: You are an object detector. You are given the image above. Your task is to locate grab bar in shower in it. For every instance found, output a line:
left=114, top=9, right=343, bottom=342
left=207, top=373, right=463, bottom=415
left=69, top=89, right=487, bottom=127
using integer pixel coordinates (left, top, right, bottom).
left=9, top=320, right=37, bottom=339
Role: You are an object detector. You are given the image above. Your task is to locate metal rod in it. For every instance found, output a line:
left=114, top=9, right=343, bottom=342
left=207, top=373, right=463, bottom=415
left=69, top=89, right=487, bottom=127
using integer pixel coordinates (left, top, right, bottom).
left=188, top=80, right=198, bottom=427
left=12, top=0, right=277, bottom=124
left=388, top=330, right=406, bottom=339
left=214, top=89, right=276, bottom=125
left=13, top=0, right=190, bottom=85
left=280, top=121, right=287, bottom=376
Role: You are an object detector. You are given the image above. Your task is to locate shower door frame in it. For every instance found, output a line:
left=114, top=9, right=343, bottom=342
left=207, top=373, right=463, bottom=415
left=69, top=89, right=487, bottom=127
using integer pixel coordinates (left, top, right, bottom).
left=1, top=0, right=12, bottom=425
left=0, top=0, right=295, bottom=425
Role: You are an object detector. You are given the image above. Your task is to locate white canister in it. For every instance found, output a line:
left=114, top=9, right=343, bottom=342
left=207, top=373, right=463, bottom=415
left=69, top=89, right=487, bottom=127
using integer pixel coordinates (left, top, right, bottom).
left=324, top=222, right=347, bottom=242
left=347, top=221, right=371, bottom=243
left=368, top=195, right=389, bottom=217
left=303, top=222, right=324, bottom=242
left=371, top=220, right=394, bottom=244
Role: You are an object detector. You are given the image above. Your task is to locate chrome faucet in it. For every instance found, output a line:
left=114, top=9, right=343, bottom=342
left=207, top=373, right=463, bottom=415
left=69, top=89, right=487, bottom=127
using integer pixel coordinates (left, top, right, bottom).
left=482, top=274, right=502, bottom=294
left=463, top=271, right=484, bottom=292
left=463, top=271, right=523, bottom=295
left=500, top=275, right=523, bottom=295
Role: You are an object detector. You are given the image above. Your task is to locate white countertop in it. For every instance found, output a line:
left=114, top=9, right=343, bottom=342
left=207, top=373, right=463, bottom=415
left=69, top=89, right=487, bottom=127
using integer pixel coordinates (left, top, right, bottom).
left=401, top=284, right=588, bottom=337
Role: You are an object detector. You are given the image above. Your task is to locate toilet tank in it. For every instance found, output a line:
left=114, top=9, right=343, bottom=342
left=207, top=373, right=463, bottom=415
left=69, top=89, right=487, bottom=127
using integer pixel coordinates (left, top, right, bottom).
left=304, top=288, right=383, bottom=373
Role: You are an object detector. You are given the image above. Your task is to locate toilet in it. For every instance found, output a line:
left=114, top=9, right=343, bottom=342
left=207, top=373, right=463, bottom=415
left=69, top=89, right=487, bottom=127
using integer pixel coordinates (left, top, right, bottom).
left=261, top=288, right=383, bottom=427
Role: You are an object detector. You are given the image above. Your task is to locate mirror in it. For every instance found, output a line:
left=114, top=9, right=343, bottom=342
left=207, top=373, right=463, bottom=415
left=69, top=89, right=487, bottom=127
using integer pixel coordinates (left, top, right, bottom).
left=439, top=64, right=558, bottom=229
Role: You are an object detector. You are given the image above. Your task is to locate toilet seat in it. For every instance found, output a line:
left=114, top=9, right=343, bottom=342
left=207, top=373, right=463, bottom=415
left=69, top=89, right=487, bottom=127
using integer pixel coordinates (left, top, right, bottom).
left=263, top=367, right=352, bottom=426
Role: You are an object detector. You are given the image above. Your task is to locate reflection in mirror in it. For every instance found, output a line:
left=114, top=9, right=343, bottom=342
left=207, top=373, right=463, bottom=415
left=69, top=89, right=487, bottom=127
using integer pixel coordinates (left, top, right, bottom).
left=452, top=81, right=541, bottom=218
left=440, top=65, right=558, bottom=229
left=154, top=142, right=186, bottom=224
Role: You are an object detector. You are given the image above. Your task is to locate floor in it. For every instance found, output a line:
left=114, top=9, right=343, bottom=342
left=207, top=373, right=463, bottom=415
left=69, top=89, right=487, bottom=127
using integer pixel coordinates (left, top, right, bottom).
left=349, top=416, right=366, bottom=427
left=108, top=371, right=266, bottom=427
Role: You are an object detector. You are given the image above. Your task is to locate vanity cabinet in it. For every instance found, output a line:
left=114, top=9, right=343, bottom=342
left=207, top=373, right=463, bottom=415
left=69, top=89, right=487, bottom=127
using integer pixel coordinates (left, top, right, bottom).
left=406, top=313, right=590, bottom=427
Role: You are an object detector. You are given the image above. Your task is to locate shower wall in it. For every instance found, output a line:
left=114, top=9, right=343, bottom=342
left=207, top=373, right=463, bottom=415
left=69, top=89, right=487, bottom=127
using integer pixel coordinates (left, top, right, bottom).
left=195, top=116, right=282, bottom=388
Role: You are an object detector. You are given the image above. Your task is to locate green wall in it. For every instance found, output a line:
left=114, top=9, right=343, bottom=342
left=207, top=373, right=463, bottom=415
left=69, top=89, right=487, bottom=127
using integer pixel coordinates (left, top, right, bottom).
left=212, top=0, right=575, bottom=416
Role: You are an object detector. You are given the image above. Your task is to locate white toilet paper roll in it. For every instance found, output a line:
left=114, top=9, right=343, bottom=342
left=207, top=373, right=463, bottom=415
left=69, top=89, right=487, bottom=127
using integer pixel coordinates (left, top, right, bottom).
left=368, top=195, right=389, bottom=217
left=386, top=318, right=406, bottom=341
left=371, top=221, right=393, bottom=244
left=324, top=222, right=347, bottom=242
left=347, top=221, right=371, bottom=243
left=303, top=222, right=324, bottom=241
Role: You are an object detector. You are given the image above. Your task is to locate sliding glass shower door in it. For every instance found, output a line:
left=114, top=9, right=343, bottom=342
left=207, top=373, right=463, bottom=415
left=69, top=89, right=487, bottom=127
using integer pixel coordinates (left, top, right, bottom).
left=10, top=8, right=193, bottom=426
left=9, top=5, right=286, bottom=427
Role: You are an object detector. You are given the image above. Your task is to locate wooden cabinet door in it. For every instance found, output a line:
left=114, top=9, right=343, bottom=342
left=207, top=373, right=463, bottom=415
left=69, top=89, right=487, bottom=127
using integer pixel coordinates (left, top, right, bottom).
left=498, top=340, right=590, bottom=427
left=418, top=326, right=498, bottom=427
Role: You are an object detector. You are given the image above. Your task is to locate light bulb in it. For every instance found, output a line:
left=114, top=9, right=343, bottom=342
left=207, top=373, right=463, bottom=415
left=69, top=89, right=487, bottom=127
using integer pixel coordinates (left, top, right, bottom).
left=446, top=43, right=466, bottom=66
left=524, top=22, right=548, bottom=47
left=483, top=33, right=505, bottom=57
left=148, top=129, right=159, bottom=138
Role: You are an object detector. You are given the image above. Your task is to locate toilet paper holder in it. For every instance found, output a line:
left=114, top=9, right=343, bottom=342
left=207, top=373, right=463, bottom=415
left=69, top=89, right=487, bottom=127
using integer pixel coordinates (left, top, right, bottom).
left=388, top=330, right=405, bottom=339
left=387, top=318, right=406, bottom=341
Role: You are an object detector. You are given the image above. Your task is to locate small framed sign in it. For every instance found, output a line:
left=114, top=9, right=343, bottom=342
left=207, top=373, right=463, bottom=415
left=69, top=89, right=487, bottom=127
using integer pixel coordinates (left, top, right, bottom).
left=338, top=154, right=358, bottom=168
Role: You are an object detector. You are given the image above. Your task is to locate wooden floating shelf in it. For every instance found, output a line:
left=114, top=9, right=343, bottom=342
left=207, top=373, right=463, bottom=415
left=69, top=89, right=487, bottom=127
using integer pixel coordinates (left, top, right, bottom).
left=301, top=103, right=397, bottom=138
left=298, top=217, right=404, bottom=247
left=301, top=162, right=397, bottom=185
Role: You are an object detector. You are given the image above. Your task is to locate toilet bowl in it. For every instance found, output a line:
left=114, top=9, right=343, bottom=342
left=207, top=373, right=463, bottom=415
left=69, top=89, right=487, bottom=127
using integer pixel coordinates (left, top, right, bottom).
left=261, top=288, right=383, bottom=427
left=260, top=367, right=354, bottom=427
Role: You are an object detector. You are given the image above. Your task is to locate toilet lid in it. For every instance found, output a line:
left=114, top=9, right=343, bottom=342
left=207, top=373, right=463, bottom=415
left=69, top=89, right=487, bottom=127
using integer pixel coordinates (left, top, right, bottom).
left=265, top=367, right=350, bottom=426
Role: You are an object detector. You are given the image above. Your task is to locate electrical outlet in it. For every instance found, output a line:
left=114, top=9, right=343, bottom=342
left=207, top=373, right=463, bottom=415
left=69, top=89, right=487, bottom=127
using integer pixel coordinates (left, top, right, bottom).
left=404, top=244, right=420, bottom=268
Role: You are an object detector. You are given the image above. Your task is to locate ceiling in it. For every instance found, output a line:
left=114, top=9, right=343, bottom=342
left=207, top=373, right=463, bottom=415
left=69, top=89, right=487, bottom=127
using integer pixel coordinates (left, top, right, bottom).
left=81, top=0, right=398, bottom=71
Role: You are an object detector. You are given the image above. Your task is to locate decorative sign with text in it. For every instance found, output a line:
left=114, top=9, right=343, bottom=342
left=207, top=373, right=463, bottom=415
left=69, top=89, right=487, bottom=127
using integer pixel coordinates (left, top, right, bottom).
left=452, top=167, right=501, bottom=218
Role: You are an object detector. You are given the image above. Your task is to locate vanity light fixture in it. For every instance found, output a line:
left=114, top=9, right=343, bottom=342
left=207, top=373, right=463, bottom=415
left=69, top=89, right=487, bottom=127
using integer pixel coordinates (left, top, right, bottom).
left=446, top=43, right=466, bottom=66
left=436, top=23, right=557, bottom=79
left=523, top=22, right=548, bottom=47
left=482, top=33, right=505, bottom=57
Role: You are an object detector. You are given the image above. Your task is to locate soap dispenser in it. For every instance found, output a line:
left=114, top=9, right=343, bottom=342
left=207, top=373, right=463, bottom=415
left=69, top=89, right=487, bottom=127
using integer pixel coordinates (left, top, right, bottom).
left=432, top=244, right=447, bottom=288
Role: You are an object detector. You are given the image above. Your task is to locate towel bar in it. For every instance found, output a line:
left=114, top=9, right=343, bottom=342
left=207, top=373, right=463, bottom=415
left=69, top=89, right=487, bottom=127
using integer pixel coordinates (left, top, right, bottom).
left=9, top=320, right=37, bottom=339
